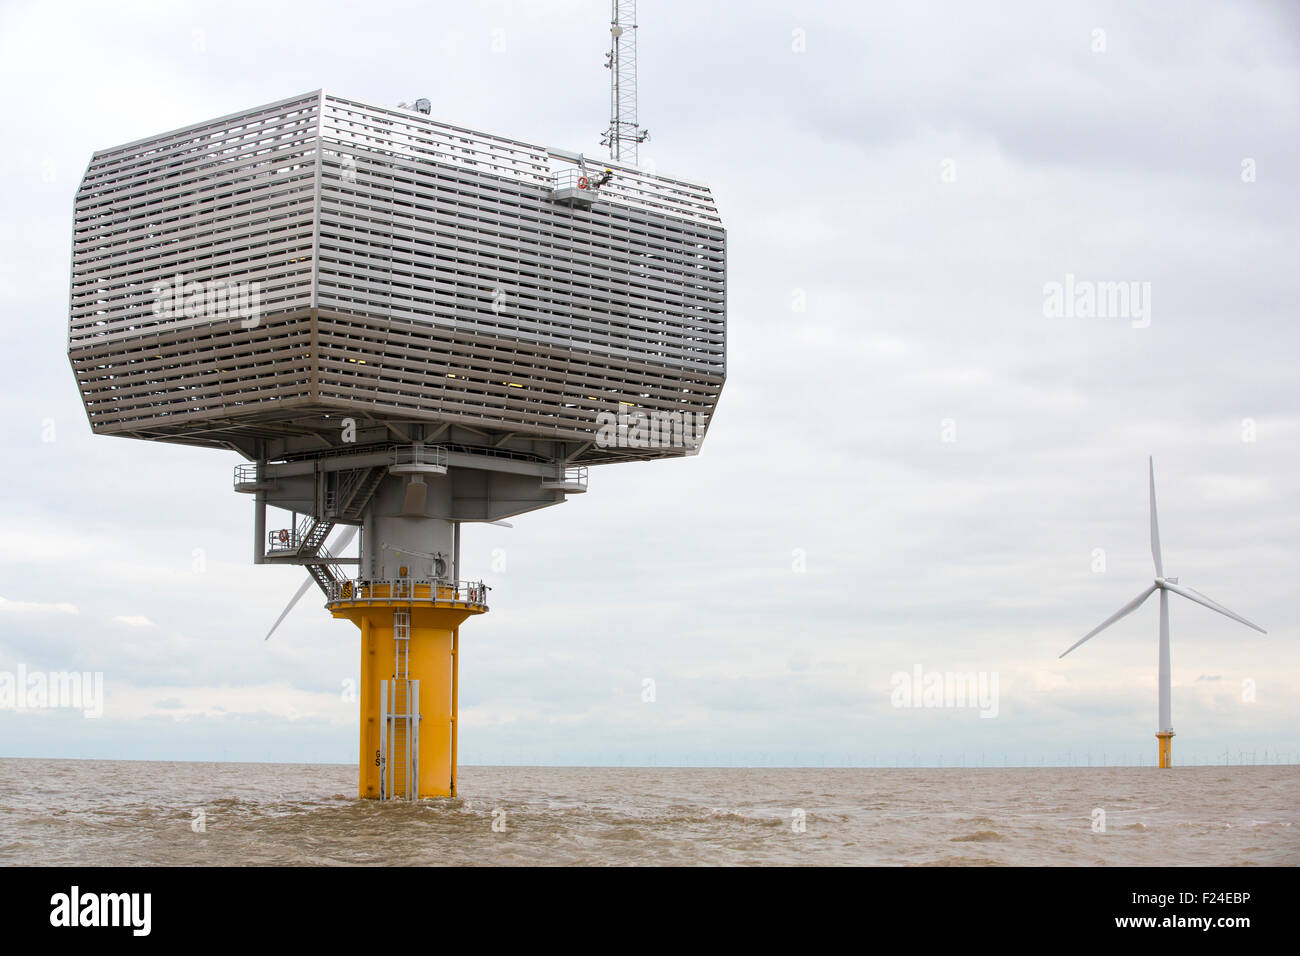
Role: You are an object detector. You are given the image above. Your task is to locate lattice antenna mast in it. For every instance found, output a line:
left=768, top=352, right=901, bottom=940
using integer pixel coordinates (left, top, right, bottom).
left=601, top=0, right=649, bottom=163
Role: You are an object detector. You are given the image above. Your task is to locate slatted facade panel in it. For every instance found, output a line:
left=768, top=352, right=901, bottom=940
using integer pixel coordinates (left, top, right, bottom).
left=69, top=93, right=320, bottom=435
left=69, top=316, right=316, bottom=436
left=314, top=95, right=725, bottom=443
left=68, top=91, right=727, bottom=456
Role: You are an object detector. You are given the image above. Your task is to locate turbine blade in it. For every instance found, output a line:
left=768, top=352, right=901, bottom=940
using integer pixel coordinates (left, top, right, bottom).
left=1149, top=457, right=1164, bottom=577
left=264, top=525, right=357, bottom=642
left=331, top=524, right=359, bottom=551
left=265, top=577, right=314, bottom=641
left=1060, top=584, right=1158, bottom=658
left=1164, top=582, right=1267, bottom=635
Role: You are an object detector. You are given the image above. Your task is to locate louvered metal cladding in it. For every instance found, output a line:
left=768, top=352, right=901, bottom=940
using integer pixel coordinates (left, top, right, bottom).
left=68, top=91, right=726, bottom=464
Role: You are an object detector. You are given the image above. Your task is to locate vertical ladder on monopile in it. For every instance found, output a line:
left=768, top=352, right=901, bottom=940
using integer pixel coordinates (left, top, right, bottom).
left=380, top=608, right=420, bottom=800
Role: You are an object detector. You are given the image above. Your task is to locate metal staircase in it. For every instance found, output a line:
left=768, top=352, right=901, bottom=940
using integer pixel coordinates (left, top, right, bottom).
left=288, top=466, right=386, bottom=597
left=304, top=546, right=346, bottom=594
left=281, top=515, right=347, bottom=597
left=297, top=516, right=335, bottom=557
left=380, top=609, right=419, bottom=800
left=337, top=467, right=386, bottom=520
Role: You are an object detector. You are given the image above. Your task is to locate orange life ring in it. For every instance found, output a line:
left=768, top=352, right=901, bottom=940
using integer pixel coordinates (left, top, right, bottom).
left=578, top=176, right=590, bottom=189
left=277, top=530, right=289, bottom=544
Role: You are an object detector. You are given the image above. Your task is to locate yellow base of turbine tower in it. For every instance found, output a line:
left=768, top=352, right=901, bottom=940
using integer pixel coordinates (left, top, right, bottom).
left=329, top=582, right=486, bottom=799
left=1156, top=731, right=1174, bottom=769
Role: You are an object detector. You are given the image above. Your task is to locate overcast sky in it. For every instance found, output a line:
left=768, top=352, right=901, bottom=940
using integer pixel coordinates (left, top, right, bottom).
left=1, top=0, right=1297, bottom=767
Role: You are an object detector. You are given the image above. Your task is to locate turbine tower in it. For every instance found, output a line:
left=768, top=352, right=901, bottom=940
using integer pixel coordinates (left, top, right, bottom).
left=69, top=91, right=726, bottom=798
left=601, top=0, right=648, bottom=163
left=1060, top=458, right=1266, bottom=768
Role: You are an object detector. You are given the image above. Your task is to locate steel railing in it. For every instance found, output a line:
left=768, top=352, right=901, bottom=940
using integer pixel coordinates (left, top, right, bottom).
left=545, top=464, right=588, bottom=488
left=391, top=445, right=448, bottom=469
left=277, top=439, right=557, bottom=469
left=233, top=462, right=260, bottom=486
left=267, top=514, right=320, bottom=553
left=325, top=578, right=490, bottom=608
left=551, top=168, right=602, bottom=193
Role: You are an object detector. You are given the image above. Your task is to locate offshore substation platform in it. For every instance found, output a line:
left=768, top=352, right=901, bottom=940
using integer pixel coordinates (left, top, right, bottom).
left=68, top=86, right=726, bottom=798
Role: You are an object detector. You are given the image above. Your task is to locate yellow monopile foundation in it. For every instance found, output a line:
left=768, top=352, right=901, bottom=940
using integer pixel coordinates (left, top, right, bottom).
left=331, top=583, right=485, bottom=799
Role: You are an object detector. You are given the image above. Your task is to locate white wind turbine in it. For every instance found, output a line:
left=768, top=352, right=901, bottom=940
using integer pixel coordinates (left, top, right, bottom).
left=1060, top=458, right=1266, bottom=768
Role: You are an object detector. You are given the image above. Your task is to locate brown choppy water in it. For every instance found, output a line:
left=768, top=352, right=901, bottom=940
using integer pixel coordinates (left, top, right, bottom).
left=0, top=759, right=1295, bottom=866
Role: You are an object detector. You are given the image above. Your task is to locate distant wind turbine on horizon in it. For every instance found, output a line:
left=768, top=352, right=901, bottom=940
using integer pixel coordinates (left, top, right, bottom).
left=1059, top=457, right=1266, bottom=768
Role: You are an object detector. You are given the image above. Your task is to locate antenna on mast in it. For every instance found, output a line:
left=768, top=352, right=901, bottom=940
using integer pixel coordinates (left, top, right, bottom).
left=601, top=0, right=649, bottom=164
